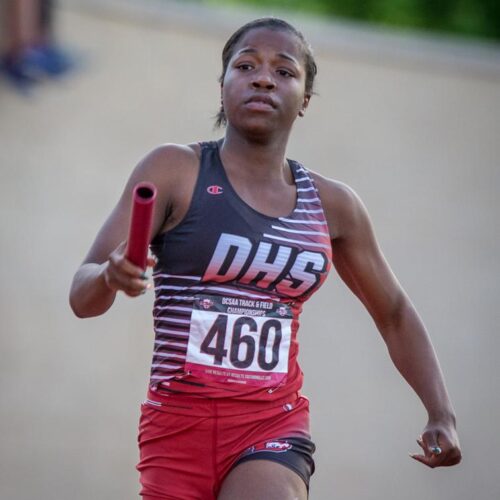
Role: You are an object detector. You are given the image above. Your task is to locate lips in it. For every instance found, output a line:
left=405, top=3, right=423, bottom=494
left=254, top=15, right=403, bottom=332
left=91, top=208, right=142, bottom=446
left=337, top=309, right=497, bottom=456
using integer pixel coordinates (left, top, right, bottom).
left=245, top=94, right=276, bottom=109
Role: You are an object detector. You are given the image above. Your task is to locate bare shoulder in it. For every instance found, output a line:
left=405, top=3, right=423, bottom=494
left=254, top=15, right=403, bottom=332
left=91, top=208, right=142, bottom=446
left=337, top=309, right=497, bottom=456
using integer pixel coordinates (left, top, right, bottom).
left=132, top=142, right=200, bottom=185
left=129, top=142, right=203, bottom=233
left=102, top=141, right=203, bottom=240
left=308, top=170, right=367, bottom=240
left=128, top=142, right=200, bottom=205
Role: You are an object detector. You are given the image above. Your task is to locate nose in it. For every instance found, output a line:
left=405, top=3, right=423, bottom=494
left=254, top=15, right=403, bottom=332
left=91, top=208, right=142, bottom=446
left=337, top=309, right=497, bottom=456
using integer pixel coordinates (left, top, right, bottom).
left=251, top=69, right=275, bottom=90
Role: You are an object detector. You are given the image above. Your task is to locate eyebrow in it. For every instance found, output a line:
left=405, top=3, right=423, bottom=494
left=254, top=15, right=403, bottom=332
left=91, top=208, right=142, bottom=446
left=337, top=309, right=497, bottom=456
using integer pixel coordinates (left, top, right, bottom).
left=236, top=48, right=299, bottom=66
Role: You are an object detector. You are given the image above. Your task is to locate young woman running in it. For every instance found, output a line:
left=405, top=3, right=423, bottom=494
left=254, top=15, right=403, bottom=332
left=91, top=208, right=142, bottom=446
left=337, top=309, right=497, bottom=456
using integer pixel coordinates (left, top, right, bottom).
left=70, top=18, right=462, bottom=500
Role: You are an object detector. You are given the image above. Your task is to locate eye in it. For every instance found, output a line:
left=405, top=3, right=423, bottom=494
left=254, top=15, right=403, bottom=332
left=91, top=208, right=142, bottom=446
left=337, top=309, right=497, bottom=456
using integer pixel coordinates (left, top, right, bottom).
left=277, top=69, right=295, bottom=78
left=237, top=63, right=254, bottom=71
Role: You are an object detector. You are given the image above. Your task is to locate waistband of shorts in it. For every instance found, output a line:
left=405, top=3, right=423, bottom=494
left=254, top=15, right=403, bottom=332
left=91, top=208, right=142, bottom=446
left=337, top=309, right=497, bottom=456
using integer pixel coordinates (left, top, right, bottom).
left=143, top=388, right=303, bottom=417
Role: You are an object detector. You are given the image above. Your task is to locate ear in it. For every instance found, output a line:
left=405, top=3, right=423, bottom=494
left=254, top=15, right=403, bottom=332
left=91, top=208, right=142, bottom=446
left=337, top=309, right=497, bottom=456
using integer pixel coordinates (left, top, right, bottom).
left=298, top=94, right=311, bottom=117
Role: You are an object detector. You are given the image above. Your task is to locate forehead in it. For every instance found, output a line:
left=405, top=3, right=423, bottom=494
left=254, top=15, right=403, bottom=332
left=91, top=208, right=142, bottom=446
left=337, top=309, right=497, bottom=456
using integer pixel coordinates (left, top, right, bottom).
left=232, top=27, right=304, bottom=62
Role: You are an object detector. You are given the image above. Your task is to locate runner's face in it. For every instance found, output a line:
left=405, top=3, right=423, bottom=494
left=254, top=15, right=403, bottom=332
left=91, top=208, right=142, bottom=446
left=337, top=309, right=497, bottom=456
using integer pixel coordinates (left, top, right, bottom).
left=222, top=28, right=309, bottom=136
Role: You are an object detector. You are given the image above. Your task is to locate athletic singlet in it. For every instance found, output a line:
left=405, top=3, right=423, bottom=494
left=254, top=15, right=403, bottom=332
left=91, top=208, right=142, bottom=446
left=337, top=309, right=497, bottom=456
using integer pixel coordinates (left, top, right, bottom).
left=148, top=141, right=332, bottom=401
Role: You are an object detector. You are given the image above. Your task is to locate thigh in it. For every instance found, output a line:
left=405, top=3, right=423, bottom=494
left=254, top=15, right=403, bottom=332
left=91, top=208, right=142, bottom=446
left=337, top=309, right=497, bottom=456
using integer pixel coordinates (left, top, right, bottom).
left=218, top=459, right=307, bottom=500
left=216, top=396, right=315, bottom=498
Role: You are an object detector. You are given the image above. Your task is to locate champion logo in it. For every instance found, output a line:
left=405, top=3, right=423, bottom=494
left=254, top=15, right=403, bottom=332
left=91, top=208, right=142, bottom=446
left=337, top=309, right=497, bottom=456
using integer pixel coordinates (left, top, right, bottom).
left=207, top=185, right=224, bottom=195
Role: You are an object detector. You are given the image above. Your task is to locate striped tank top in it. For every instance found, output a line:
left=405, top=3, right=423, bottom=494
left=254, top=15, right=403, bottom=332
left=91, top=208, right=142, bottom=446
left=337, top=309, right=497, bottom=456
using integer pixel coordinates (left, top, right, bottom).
left=149, top=141, right=332, bottom=401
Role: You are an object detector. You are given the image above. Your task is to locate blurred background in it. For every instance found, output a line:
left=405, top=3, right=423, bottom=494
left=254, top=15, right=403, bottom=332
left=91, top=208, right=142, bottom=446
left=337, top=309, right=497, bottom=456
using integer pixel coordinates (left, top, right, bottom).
left=1, top=0, right=499, bottom=499
left=206, top=0, right=500, bottom=40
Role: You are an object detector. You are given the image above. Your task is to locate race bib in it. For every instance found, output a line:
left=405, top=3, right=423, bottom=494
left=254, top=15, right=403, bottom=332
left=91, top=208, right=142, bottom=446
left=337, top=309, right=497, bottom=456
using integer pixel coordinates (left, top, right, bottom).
left=185, top=295, right=292, bottom=387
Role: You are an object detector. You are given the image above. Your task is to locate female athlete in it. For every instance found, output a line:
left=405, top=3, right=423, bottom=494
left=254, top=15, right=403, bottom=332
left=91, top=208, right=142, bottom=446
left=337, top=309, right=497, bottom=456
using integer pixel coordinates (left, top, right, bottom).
left=69, top=17, right=461, bottom=500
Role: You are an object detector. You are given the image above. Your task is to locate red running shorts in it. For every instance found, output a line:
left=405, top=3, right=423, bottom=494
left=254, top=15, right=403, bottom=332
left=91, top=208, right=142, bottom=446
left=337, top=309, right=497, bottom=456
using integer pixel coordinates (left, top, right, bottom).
left=136, top=389, right=315, bottom=499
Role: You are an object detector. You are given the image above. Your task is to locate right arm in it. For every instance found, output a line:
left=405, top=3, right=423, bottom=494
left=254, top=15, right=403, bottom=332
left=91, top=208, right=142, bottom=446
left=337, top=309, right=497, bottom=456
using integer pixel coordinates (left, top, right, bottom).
left=69, top=144, right=199, bottom=318
left=314, top=175, right=461, bottom=468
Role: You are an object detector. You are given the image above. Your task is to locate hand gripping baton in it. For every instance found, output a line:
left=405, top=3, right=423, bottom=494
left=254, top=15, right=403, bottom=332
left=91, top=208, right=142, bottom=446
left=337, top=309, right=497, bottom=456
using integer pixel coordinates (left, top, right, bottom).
left=125, top=182, right=157, bottom=270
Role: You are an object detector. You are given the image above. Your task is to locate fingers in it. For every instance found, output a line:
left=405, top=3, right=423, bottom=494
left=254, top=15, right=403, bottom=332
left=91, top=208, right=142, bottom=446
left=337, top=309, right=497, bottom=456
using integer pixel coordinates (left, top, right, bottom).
left=423, top=431, right=441, bottom=457
left=105, top=263, right=151, bottom=296
left=410, top=446, right=442, bottom=469
left=410, top=450, right=460, bottom=468
left=104, top=243, right=154, bottom=297
left=410, top=435, right=439, bottom=468
left=410, top=428, right=462, bottom=468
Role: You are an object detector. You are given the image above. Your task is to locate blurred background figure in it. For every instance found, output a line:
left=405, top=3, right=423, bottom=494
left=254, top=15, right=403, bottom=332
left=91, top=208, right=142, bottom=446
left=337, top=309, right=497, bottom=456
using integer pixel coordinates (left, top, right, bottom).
left=1, top=0, right=73, bottom=92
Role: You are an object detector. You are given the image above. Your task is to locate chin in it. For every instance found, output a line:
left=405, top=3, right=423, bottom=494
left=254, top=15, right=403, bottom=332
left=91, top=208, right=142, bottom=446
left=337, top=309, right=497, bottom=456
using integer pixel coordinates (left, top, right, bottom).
left=232, top=116, right=281, bottom=141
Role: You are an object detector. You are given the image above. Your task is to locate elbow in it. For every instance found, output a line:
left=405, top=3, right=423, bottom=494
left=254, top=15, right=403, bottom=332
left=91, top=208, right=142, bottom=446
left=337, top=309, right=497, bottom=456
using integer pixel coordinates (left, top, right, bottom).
left=69, top=294, right=88, bottom=319
left=69, top=297, right=101, bottom=319
left=69, top=264, right=112, bottom=318
left=69, top=285, right=113, bottom=319
left=69, top=281, right=94, bottom=319
left=374, top=293, right=412, bottom=339
left=69, top=279, right=85, bottom=318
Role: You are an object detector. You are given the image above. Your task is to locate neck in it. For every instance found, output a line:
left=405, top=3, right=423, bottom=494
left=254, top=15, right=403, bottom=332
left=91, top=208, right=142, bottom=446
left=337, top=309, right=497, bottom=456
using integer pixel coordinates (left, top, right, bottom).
left=219, top=126, right=291, bottom=182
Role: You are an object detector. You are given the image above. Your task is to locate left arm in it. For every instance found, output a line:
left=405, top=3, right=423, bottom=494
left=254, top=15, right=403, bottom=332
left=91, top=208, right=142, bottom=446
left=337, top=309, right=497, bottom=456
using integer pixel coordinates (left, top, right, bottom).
left=315, top=175, right=461, bottom=468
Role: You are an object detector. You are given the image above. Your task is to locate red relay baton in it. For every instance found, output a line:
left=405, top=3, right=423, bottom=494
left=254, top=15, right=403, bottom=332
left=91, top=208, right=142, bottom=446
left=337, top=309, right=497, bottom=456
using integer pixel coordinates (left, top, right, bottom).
left=125, top=182, right=157, bottom=270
